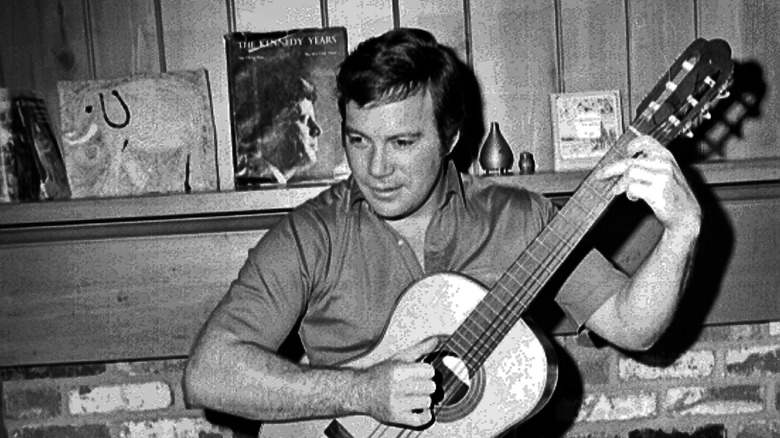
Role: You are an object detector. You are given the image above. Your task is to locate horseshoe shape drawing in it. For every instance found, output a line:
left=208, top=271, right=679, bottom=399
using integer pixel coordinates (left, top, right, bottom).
left=99, top=89, right=130, bottom=129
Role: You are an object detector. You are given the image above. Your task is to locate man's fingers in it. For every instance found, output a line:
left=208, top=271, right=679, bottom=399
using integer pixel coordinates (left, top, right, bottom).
left=396, top=337, right=440, bottom=362
left=626, top=134, right=669, bottom=158
left=402, top=378, right=437, bottom=395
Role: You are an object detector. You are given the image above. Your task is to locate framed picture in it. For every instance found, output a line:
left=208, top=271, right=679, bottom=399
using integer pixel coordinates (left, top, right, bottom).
left=550, top=90, right=623, bottom=172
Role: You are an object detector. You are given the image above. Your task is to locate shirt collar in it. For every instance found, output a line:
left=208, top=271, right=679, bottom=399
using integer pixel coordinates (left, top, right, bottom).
left=346, top=159, right=466, bottom=213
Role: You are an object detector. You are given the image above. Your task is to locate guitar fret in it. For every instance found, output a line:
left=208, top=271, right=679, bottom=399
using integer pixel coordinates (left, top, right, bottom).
left=453, top=109, right=649, bottom=370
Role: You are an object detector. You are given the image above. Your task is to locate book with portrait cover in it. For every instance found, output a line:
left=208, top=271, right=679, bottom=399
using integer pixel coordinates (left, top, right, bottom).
left=225, top=27, right=350, bottom=188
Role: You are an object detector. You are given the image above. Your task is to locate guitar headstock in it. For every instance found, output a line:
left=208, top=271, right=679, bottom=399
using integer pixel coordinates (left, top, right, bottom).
left=633, top=38, right=734, bottom=145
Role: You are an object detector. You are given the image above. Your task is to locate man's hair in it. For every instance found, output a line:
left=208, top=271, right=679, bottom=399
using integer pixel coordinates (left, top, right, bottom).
left=336, top=28, right=465, bottom=150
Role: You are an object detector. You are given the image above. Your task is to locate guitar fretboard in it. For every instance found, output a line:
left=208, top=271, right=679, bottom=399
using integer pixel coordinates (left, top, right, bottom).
left=449, top=129, right=639, bottom=372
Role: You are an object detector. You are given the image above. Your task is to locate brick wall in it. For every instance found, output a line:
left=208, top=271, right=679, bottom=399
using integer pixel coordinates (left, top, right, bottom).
left=0, top=359, right=259, bottom=438
left=3, top=322, right=780, bottom=437
left=512, top=321, right=780, bottom=437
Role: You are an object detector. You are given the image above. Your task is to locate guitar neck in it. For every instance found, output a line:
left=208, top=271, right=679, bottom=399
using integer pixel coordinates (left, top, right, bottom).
left=451, top=127, right=641, bottom=371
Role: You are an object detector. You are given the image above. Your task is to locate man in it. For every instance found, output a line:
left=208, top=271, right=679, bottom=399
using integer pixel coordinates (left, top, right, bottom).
left=185, top=28, right=700, bottom=429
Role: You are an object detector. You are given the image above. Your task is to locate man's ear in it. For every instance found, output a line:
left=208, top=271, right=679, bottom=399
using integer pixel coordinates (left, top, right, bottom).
left=446, top=130, right=461, bottom=155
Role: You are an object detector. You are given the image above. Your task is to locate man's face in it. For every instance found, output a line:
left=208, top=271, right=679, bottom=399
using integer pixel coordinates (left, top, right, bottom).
left=293, top=98, right=321, bottom=165
left=344, top=91, right=445, bottom=219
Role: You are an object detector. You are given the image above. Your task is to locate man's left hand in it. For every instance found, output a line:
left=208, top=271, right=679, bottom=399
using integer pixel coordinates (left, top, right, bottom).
left=595, top=135, right=701, bottom=238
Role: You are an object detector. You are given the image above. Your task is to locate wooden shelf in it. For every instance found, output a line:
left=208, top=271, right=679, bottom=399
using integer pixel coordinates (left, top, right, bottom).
left=2, top=157, right=779, bottom=228
left=0, top=184, right=327, bottom=228
left=486, top=157, right=780, bottom=195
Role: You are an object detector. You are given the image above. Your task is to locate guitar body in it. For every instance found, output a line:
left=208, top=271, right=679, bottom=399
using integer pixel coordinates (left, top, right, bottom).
left=260, top=272, right=558, bottom=437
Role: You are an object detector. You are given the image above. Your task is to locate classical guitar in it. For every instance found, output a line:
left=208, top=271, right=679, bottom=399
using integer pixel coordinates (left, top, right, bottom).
left=260, top=38, right=734, bottom=438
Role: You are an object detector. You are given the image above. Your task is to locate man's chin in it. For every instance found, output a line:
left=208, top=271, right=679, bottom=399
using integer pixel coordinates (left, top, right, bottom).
left=371, top=200, right=423, bottom=221
left=369, top=200, right=406, bottom=220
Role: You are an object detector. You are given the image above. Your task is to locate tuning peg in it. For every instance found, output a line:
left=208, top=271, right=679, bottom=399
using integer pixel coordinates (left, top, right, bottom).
left=701, top=111, right=712, bottom=120
left=683, top=129, right=694, bottom=138
left=717, top=90, right=730, bottom=100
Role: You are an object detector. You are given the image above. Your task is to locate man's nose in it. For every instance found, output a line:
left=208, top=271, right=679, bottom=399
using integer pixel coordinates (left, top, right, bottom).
left=369, top=145, right=392, bottom=177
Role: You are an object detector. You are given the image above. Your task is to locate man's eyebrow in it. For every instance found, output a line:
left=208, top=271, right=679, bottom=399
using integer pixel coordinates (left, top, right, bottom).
left=343, top=126, right=423, bottom=141
left=343, top=125, right=364, bottom=136
left=390, top=131, right=423, bottom=140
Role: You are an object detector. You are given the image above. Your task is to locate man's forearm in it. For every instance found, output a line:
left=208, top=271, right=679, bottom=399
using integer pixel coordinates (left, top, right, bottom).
left=617, top=225, right=698, bottom=347
left=184, top=332, right=367, bottom=421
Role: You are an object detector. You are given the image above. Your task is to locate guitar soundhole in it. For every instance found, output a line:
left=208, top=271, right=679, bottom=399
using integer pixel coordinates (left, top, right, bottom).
left=420, top=349, right=485, bottom=423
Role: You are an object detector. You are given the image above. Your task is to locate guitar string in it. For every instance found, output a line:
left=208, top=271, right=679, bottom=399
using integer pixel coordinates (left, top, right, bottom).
left=315, top=53, right=724, bottom=438
left=376, top=88, right=703, bottom=436
left=365, top=158, right=620, bottom=438
left=389, top=150, right=626, bottom=438
left=371, top=136, right=640, bottom=438
left=401, top=68, right=716, bottom=436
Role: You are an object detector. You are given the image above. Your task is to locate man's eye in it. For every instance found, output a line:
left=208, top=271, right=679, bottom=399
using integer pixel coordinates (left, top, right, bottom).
left=346, top=136, right=365, bottom=146
left=394, top=139, right=414, bottom=148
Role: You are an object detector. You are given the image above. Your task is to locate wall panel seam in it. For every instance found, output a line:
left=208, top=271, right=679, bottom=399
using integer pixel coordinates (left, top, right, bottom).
left=153, top=0, right=166, bottom=73
left=553, top=0, right=563, bottom=91
left=320, top=0, right=329, bottom=27
left=83, top=0, right=97, bottom=79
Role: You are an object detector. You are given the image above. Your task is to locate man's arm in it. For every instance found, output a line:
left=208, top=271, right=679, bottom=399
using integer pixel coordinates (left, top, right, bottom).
left=586, top=135, right=701, bottom=350
left=183, top=325, right=439, bottom=427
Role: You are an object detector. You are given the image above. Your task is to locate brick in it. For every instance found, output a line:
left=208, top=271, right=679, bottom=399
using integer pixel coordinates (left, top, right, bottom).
left=628, top=424, right=725, bottom=437
left=108, top=359, right=187, bottom=377
left=3, top=386, right=61, bottom=420
left=119, top=417, right=226, bottom=438
left=726, top=345, right=780, bottom=375
left=575, top=391, right=657, bottom=422
left=619, top=350, right=714, bottom=381
left=8, top=424, right=111, bottom=438
left=577, top=355, right=611, bottom=385
left=768, top=323, right=780, bottom=337
left=68, top=381, right=172, bottom=414
left=0, top=364, right=106, bottom=382
left=735, top=420, right=780, bottom=438
left=664, top=385, right=764, bottom=416
left=697, top=324, right=762, bottom=343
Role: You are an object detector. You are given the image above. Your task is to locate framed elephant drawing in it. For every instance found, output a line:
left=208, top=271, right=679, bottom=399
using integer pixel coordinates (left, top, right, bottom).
left=58, top=69, right=218, bottom=198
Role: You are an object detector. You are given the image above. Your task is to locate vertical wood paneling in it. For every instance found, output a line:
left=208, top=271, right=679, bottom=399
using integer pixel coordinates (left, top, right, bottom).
left=398, top=0, right=468, bottom=60
left=0, top=0, right=91, bottom=137
left=626, top=0, right=694, bottom=121
left=39, top=0, right=92, bottom=83
left=1, top=0, right=779, bottom=183
left=36, top=0, right=92, bottom=137
left=328, top=0, right=394, bottom=50
left=88, top=0, right=161, bottom=78
left=698, top=0, right=780, bottom=160
left=0, top=1, right=39, bottom=90
left=559, top=0, right=629, bottom=125
left=160, top=1, right=231, bottom=191
left=234, top=0, right=322, bottom=31
left=470, top=1, right=558, bottom=172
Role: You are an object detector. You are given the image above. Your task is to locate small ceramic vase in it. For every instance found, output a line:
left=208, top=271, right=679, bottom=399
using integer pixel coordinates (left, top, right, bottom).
left=479, top=121, right=514, bottom=175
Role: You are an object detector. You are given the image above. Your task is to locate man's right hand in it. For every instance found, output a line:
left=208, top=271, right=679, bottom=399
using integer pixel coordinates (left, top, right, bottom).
left=357, top=337, right=440, bottom=427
